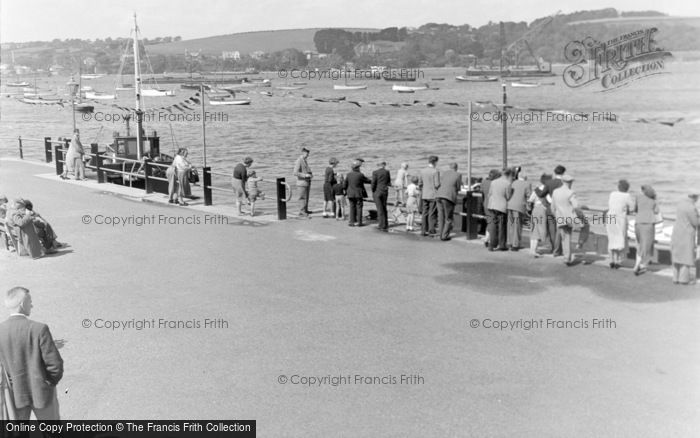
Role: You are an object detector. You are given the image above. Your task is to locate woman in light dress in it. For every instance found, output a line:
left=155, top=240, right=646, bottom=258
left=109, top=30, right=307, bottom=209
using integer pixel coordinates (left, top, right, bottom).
left=671, top=194, right=699, bottom=285
left=606, top=179, right=636, bottom=269
left=171, top=148, right=193, bottom=206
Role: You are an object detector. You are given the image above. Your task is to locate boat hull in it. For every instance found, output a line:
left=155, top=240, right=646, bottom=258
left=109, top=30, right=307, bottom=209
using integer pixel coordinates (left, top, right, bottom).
left=333, top=85, right=367, bottom=90
left=208, top=99, right=251, bottom=106
left=142, top=89, right=176, bottom=97
left=392, top=85, right=428, bottom=92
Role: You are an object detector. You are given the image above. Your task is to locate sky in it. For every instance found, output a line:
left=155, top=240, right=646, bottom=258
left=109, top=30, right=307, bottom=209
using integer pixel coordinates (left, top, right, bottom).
left=1, top=0, right=699, bottom=43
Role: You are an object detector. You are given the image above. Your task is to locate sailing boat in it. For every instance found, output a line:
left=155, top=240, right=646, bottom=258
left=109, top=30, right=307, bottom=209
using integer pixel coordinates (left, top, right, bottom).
left=115, top=50, right=134, bottom=92
left=123, top=22, right=175, bottom=97
left=74, top=76, right=95, bottom=113
left=333, top=66, right=367, bottom=90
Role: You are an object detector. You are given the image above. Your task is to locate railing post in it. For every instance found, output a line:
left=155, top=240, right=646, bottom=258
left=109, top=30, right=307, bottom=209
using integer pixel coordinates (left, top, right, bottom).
left=89, top=143, right=98, bottom=168
left=18, top=136, right=23, bottom=159
left=96, top=152, right=105, bottom=183
left=276, top=177, right=287, bottom=220
left=54, top=143, right=64, bottom=176
left=203, top=166, right=212, bottom=206
left=44, top=137, right=52, bottom=162
left=144, top=159, right=153, bottom=194
left=464, top=191, right=480, bottom=240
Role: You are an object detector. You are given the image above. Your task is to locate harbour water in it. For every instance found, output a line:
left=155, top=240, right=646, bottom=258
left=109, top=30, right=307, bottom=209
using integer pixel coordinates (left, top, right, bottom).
left=1, top=63, right=699, bottom=213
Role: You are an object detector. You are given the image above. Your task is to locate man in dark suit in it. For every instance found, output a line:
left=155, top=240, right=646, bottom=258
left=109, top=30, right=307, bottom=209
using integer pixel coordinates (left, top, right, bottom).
left=487, top=168, right=513, bottom=250
left=344, top=162, right=371, bottom=227
left=436, top=163, right=463, bottom=241
left=0, top=287, right=63, bottom=420
left=371, top=162, right=391, bottom=232
left=536, top=164, right=566, bottom=255
left=419, top=155, right=440, bottom=236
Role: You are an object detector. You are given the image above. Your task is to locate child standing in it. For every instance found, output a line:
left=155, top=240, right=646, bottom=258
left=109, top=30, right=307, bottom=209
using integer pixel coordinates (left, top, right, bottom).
left=405, top=176, right=420, bottom=231
left=332, top=173, right=346, bottom=220
left=245, top=170, right=265, bottom=216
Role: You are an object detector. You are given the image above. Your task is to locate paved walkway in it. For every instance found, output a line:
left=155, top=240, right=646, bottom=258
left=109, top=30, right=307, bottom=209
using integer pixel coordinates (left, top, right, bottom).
left=0, top=158, right=698, bottom=436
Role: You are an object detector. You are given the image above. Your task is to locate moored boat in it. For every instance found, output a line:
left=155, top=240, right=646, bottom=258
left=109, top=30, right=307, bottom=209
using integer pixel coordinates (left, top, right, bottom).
left=333, top=84, right=367, bottom=91
left=5, top=81, right=30, bottom=87
left=85, top=91, right=116, bottom=99
left=392, top=84, right=428, bottom=92
left=208, top=96, right=251, bottom=105
left=510, top=81, right=540, bottom=88
left=142, top=88, right=176, bottom=97
left=456, top=75, right=499, bottom=82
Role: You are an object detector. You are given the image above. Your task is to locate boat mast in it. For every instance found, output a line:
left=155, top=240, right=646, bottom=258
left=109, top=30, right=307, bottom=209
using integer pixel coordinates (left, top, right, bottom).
left=133, top=13, right=144, bottom=159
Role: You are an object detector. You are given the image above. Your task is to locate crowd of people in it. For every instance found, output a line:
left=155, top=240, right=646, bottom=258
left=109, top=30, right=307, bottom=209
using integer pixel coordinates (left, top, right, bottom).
left=0, top=196, right=65, bottom=259
left=228, top=150, right=698, bottom=285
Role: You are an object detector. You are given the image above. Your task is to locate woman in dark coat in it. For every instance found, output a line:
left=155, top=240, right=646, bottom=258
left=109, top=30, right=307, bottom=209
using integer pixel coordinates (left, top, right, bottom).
left=323, top=158, right=338, bottom=218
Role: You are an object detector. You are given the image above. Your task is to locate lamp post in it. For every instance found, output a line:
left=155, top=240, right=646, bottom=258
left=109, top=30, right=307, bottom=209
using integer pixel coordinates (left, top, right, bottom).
left=66, top=77, right=79, bottom=132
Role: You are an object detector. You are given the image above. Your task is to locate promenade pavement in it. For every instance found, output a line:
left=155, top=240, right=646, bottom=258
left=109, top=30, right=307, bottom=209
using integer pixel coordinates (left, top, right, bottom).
left=0, top=158, right=698, bottom=437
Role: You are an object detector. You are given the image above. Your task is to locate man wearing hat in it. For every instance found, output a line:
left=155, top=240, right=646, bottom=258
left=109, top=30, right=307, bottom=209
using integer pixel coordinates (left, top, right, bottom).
left=232, top=157, right=254, bottom=215
left=671, top=193, right=699, bottom=285
left=323, top=158, right=339, bottom=218
left=293, top=148, right=313, bottom=217
left=371, top=162, right=391, bottom=232
left=551, top=174, right=579, bottom=265
left=344, top=162, right=371, bottom=227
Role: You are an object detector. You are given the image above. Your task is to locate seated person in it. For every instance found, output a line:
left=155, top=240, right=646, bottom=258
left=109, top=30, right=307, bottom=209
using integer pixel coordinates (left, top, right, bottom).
left=23, top=200, right=65, bottom=253
left=5, top=199, right=43, bottom=258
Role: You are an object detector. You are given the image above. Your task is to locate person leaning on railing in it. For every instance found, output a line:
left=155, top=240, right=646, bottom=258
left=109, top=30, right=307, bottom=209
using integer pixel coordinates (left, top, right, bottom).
left=62, top=129, right=86, bottom=181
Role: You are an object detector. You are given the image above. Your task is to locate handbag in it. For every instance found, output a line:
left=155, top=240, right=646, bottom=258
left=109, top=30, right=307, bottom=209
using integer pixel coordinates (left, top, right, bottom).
left=1, top=364, right=17, bottom=420
left=188, top=168, right=199, bottom=184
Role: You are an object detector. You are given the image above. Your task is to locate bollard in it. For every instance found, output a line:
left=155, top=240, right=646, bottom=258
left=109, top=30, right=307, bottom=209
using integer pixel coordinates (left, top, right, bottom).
left=203, top=166, right=212, bottom=206
left=44, top=137, right=52, bottom=162
left=18, top=137, right=23, bottom=160
left=276, top=177, right=287, bottom=220
left=96, top=153, right=105, bottom=183
left=89, top=143, right=98, bottom=167
left=464, top=191, right=480, bottom=240
left=54, top=144, right=64, bottom=176
left=144, top=159, right=153, bottom=194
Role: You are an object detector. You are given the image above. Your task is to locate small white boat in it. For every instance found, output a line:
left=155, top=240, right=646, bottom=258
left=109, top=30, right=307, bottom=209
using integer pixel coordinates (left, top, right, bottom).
left=276, top=85, right=305, bottom=90
left=81, top=86, right=94, bottom=92
left=510, top=82, right=540, bottom=88
left=333, top=84, right=367, bottom=90
left=19, top=96, right=64, bottom=104
left=142, top=88, right=176, bottom=97
left=85, top=91, right=116, bottom=100
left=456, top=75, right=499, bottom=82
left=23, top=92, right=55, bottom=98
left=208, top=97, right=251, bottom=105
left=392, top=84, right=428, bottom=92
left=81, top=74, right=106, bottom=80
left=6, top=81, right=30, bottom=87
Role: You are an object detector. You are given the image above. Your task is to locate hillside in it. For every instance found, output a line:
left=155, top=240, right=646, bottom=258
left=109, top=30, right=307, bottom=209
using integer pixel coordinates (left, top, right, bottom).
left=147, top=28, right=379, bottom=56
